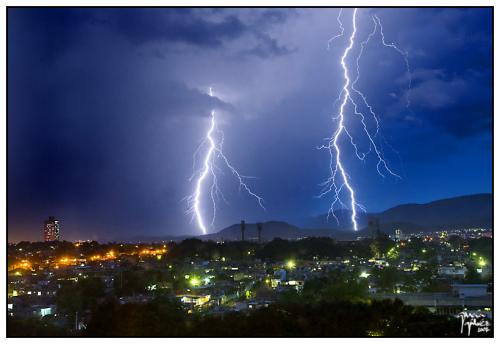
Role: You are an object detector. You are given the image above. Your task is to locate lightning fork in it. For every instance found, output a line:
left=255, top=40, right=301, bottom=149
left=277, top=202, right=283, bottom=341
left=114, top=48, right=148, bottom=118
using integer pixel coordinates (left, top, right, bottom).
left=319, top=8, right=409, bottom=231
left=187, top=88, right=265, bottom=234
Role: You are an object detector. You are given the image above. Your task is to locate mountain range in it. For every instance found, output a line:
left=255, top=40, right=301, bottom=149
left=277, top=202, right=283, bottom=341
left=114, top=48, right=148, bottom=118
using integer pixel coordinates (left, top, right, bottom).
left=128, top=193, right=492, bottom=242
left=303, top=193, right=492, bottom=230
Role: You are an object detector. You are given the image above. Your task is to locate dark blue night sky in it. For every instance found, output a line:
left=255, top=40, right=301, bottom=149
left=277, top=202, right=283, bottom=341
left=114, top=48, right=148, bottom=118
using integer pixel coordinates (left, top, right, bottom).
left=8, top=8, right=492, bottom=242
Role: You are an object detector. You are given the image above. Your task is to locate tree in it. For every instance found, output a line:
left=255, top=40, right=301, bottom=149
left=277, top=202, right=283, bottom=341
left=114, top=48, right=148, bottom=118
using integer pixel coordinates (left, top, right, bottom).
left=8, top=316, right=69, bottom=337
left=56, top=277, right=106, bottom=327
left=85, top=295, right=186, bottom=336
left=113, top=269, right=148, bottom=296
left=372, top=266, right=402, bottom=293
left=300, top=270, right=368, bottom=303
left=370, top=235, right=393, bottom=259
left=463, top=264, right=483, bottom=284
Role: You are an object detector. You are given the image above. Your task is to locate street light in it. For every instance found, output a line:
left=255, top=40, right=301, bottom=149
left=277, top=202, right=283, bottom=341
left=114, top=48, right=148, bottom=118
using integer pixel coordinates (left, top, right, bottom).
left=190, top=277, right=200, bottom=287
left=359, top=271, right=370, bottom=278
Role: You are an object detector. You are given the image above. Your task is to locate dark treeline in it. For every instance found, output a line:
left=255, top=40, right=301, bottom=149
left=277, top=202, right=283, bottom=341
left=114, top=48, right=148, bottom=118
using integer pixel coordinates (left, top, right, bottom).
left=9, top=236, right=376, bottom=261
left=168, top=237, right=374, bottom=261
left=9, top=236, right=492, bottom=263
left=9, top=295, right=476, bottom=337
left=84, top=296, right=466, bottom=337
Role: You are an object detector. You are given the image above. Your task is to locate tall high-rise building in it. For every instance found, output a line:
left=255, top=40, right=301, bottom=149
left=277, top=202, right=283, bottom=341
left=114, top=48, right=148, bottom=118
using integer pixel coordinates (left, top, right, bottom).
left=44, top=216, right=60, bottom=241
left=395, top=228, right=402, bottom=241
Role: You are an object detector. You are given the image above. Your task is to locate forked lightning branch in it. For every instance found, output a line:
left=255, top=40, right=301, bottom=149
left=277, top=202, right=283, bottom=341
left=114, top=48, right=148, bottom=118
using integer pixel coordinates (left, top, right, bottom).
left=318, top=8, right=410, bottom=231
left=187, top=88, right=265, bottom=234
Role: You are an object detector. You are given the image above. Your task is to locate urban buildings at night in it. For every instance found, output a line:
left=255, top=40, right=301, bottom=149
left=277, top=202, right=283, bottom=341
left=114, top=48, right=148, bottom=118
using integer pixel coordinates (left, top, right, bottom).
left=43, top=217, right=60, bottom=242
left=7, top=227, right=493, bottom=336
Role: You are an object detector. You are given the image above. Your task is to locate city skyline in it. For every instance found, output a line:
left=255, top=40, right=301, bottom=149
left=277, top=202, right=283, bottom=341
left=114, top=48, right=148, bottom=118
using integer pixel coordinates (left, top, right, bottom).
left=8, top=8, right=492, bottom=242
left=8, top=191, right=493, bottom=243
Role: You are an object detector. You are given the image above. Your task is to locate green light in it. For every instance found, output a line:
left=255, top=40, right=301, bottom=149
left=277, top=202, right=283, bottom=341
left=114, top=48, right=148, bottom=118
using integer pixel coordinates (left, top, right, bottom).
left=286, top=260, right=296, bottom=269
left=367, top=330, right=383, bottom=337
left=190, top=277, right=200, bottom=287
left=359, top=271, right=370, bottom=278
left=387, top=247, right=398, bottom=259
left=478, top=258, right=486, bottom=267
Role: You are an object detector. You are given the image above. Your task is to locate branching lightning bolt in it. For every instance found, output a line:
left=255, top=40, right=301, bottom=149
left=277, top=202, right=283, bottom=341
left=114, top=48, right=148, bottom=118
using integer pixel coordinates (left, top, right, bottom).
left=318, top=8, right=410, bottom=231
left=187, top=88, right=265, bottom=234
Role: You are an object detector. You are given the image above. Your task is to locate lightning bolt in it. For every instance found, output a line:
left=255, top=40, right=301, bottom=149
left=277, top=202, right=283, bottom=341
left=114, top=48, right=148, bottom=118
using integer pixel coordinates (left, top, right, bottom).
left=318, top=8, right=410, bottom=231
left=187, top=87, right=265, bottom=235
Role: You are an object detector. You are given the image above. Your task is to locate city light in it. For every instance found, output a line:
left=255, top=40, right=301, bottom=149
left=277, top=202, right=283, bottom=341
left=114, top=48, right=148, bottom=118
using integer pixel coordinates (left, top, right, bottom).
left=59, top=257, right=77, bottom=265
left=190, top=277, right=201, bottom=287
left=139, top=248, right=167, bottom=256
left=359, top=271, right=370, bottom=278
left=286, top=260, right=296, bottom=269
left=367, top=330, right=383, bottom=337
left=478, top=257, right=487, bottom=267
left=387, top=247, right=398, bottom=259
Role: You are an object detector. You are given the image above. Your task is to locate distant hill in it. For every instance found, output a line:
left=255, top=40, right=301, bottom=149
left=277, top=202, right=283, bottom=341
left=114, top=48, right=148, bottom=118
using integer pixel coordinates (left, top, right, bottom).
left=303, top=209, right=369, bottom=230
left=200, top=221, right=337, bottom=241
left=126, top=221, right=338, bottom=242
left=303, top=193, right=492, bottom=233
left=376, top=193, right=492, bottom=231
left=125, top=193, right=492, bottom=242
left=124, top=234, right=193, bottom=243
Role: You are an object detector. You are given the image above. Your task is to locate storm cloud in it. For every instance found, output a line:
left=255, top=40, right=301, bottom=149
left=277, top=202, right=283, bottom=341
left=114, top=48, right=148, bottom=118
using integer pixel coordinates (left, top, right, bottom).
left=8, top=8, right=492, bottom=241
